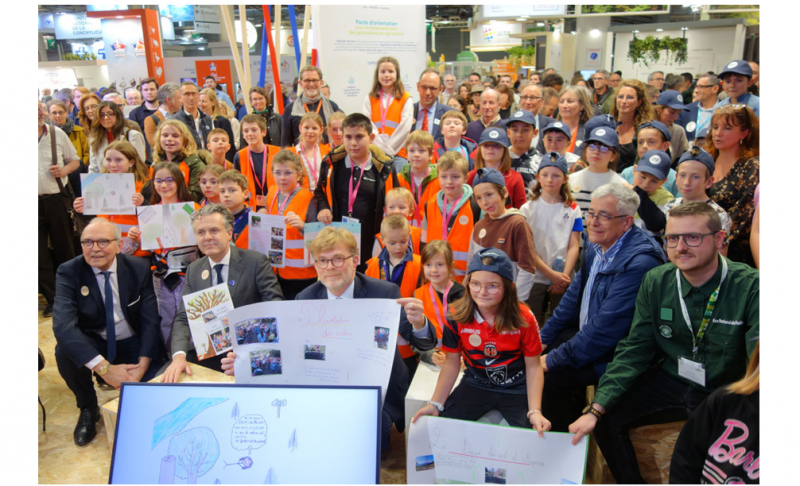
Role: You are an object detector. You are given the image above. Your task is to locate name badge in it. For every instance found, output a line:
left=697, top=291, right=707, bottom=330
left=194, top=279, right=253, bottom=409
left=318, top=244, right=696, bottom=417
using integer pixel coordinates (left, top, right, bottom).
left=678, top=356, right=706, bottom=386
left=342, top=216, right=360, bottom=224
left=433, top=118, right=441, bottom=125
left=256, top=195, right=268, bottom=208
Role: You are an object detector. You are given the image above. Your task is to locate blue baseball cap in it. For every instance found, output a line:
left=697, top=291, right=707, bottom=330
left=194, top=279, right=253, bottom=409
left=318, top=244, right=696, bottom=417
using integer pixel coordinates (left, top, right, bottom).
left=637, top=121, right=672, bottom=142
left=636, top=150, right=671, bottom=180
left=537, top=152, right=568, bottom=175
left=506, top=109, right=537, bottom=128
left=584, top=126, right=619, bottom=149
left=542, top=121, right=571, bottom=139
left=720, top=60, right=753, bottom=79
left=479, top=126, right=510, bottom=147
left=677, top=146, right=715, bottom=174
left=657, top=91, right=689, bottom=111
left=467, top=247, right=514, bottom=281
left=471, top=167, right=506, bottom=188
left=584, top=114, right=617, bottom=135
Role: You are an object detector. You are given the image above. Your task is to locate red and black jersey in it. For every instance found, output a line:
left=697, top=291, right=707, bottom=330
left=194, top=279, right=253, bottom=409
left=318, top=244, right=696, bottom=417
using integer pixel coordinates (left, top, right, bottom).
left=442, top=303, right=542, bottom=394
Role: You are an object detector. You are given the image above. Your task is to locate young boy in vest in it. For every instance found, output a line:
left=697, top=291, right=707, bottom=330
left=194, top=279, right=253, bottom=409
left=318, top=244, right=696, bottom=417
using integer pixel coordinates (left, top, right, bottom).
left=433, top=110, right=477, bottom=171
left=206, top=128, right=233, bottom=170
left=421, top=151, right=481, bottom=283
left=400, top=130, right=440, bottom=227
left=372, top=187, right=423, bottom=257
left=219, top=170, right=251, bottom=249
left=631, top=150, right=674, bottom=242
left=233, top=114, right=280, bottom=211
left=315, top=113, right=399, bottom=273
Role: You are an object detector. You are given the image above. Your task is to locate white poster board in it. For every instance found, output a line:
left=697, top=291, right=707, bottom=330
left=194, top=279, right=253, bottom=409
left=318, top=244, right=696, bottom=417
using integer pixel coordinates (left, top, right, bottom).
left=181, top=283, right=234, bottom=360
left=248, top=213, right=287, bottom=268
left=228, top=299, right=400, bottom=405
left=407, top=416, right=589, bottom=484
left=137, top=203, right=197, bottom=251
left=313, top=5, right=426, bottom=115
left=80, top=173, right=136, bottom=215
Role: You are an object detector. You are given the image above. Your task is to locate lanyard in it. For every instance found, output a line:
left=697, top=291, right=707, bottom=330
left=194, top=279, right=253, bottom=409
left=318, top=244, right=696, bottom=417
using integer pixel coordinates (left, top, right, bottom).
left=303, top=100, right=322, bottom=114
left=441, top=197, right=459, bottom=238
left=382, top=259, right=405, bottom=285
left=429, top=281, right=452, bottom=331
left=412, top=168, right=431, bottom=223
left=676, top=257, right=728, bottom=357
left=298, top=143, right=319, bottom=187
left=232, top=208, right=248, bottom=241
left=247, top=148, right=268, bottom=193
left=270, top=187, right=299, bottom=215
left=379, top=91, right=392, bottom=134
left=348, top=160, right=367, bottom=216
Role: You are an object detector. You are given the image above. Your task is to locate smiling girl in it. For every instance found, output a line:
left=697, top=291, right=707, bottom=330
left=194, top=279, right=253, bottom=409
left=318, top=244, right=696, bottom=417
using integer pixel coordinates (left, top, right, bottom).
left=151, top=119, right=206, bottom=202
left=363, top=56, right=414, bottom=169
left=289, top=112, right=330, bottom=191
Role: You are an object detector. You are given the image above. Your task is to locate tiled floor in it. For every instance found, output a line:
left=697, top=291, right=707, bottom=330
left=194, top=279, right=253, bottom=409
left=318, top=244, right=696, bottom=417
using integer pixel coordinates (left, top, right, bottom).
left=37, top=301, right=408, bottom=484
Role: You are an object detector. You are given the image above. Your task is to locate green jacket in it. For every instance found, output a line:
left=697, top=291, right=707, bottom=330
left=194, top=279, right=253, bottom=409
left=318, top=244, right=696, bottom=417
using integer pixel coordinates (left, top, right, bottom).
left=601, top=88, right=617, bottom=115
left=594, top=256, right=759, bottom=410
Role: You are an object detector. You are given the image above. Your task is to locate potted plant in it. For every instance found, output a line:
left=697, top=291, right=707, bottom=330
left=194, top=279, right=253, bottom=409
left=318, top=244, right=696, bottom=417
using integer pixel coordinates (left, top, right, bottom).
left=506, top=46, right=536, bottom=70
left=628, top=35, right=687, bottom=67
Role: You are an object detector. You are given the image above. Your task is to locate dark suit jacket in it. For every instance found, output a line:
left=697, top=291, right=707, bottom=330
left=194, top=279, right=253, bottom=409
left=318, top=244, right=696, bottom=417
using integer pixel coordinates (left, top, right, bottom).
left=170, top=245, right=284, bottom=355
left=295, top=273, right=437, bottom=430
left=412, top=101, right=455, bottom=141
left=534, top=114, right=557, bottom=155
left=53, top=254, right=161, bottom=368
left=169, top=109, right=214, bottom=150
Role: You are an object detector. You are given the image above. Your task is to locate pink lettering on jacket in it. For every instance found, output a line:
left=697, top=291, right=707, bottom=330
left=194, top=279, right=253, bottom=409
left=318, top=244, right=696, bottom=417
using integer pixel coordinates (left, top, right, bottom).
left=707, top=419, right=760, bottom=480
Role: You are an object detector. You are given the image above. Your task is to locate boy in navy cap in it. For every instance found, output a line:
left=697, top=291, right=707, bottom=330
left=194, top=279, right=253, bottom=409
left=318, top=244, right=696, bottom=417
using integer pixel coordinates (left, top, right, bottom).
left=663, top=146, right=732, bottom=256
left=655, top=91, right=690, bottom=163
left=717, top=60, right=760, bottom=117
left=631, top=150, right=673, bottom=240
left=620, top=121, right=679, bottom=196
left=506, top=110, right=539, bottom=188
left=532, top=121, right=581, bottom=173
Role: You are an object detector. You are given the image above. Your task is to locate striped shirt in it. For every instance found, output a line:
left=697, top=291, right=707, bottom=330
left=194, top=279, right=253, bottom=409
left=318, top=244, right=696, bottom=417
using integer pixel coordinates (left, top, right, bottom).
left=579, top=228, right=632, bottom=330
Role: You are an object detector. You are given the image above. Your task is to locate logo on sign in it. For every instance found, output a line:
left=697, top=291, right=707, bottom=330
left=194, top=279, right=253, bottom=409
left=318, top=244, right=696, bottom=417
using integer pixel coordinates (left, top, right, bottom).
left=287, top=35, right=294, bottom=47
left=210, top=62, right=217, bottom=72
left=110, top=40, right=126, bottom=58
left=134, top=39, right=146, bottom=57
left=590, top=52, right=598, bottom=60
left=483, top=28, right=495, bottom=41
left=484, top=342, right=497, bottom=357
left=348, top=76, right=355, bottom=86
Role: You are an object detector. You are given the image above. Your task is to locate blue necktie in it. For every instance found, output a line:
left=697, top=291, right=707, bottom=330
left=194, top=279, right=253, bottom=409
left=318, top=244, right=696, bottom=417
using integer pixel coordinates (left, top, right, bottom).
left=101, top=271, right=116, bottom=362
left=214, top=264, right=224, bottom=286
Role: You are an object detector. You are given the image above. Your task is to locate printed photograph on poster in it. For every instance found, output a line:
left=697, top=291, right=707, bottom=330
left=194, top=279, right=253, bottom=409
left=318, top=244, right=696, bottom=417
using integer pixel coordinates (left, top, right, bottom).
left=485, top=467, right=507, bottom=484
left=586, top=47, right=603, bottom=68
left=181, top=283, right=234, bottom=360
left=80, top=173, right=136, bottom=215
left=303, top=345, right=326, bottom=361
left=249, top=213, right=287, bottom=268
left=234, top=317, right=279, bottom=345
left=303, top=222, right=361, bottom=265
left=137, top=203, right=197, bottom=250
left=250, top=349, right=282, bottom=377
left=374, top=326, right=390, bottom=350
left=415, top=455, right=435, bottom=472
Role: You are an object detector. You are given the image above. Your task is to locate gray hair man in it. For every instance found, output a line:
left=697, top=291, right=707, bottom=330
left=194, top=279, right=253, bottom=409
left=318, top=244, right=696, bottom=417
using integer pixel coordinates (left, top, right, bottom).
left=281, top=64, right=341, bottom=147
left=465, top=88, right=502, bottom=142
left=591, top=70, right=612, bottom=107
left=518, top=83, right=556, bottom=152
left=143, top=82, right=182, bottom=148
left=442, top=73, right=457, bottom=103
left=647, top=71, right=665, bottom=91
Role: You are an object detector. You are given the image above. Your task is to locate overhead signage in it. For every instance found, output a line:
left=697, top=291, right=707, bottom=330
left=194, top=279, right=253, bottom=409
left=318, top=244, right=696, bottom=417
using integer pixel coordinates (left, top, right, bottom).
left=54, top=13, right=103, bottom=40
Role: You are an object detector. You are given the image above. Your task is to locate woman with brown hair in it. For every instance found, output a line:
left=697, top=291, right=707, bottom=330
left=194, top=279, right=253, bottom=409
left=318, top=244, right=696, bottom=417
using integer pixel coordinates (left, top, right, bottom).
left=704, top=104, right=759, bottom=267
left=199, top=88, right=237, bottom=162
left=557, top=85, right=594, bottom=156
left=87, top=101, right=146, bottom=174
left=610, top=79, right=655, bottom=173
left=77, top=93, right=101, bottom=130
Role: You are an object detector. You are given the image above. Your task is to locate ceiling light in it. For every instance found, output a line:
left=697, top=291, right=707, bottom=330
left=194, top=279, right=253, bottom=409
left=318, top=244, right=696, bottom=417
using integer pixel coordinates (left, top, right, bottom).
left=115, top=16, right=124, bottom=19
left=681, top=27, right=689, bottom=31
left=198, top=47, right=205, bottom=50
left=516, top=18, right=527, bottom=22
left=536, top=22, right=545, bottom=27
left=570, top=31, right=576, bottom=35
left=590, top=29, right=601, bottom=38
left=632, top=30, right=640, bottom=34
left=656, top=29, right=663, bottom=32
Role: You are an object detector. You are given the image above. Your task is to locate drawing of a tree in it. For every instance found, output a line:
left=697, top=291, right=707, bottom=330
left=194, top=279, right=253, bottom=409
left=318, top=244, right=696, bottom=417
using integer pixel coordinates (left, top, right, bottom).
left=167, top=427, right=220, bottom=484
left=186, top=289, right=230, bottom=320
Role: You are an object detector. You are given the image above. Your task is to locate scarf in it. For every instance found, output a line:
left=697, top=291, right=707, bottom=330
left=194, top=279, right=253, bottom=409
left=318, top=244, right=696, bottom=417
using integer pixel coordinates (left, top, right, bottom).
left=58, top=116, right=75, bottom=136
left=291, top=92, right=334, bottom=122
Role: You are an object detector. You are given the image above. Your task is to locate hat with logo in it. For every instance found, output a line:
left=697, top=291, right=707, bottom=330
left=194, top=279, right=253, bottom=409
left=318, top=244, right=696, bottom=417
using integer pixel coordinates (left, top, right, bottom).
left=542, top=121, right=571, bottom=139
left=656, top=91, right=690, bottom=111
left=637, top=121, right=672, bottom=142
left=584, top=126, right=620, bottom=149
left=677, top=146, right=715, bottom=174
left=479, top=126, right=510, bottom=147
left=584, top=114, right=617, bottom=135
left=636, top=150, right=671, bottom=180
left=471, top=167, right=506, bottom=188
left=537, top=152, right=568, bottom=175
left=470, top=84, right=485, bottom=94
left=506, top=109, right=536, bottom=128
left=719, top=60, right=753, bottom=79
left=467, top=247, right=514, bottom=281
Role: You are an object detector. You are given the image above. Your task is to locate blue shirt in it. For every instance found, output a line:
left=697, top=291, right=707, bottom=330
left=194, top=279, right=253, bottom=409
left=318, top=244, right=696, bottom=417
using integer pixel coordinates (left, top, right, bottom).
left=580, top=228, right=632, bottom=329
left=718, top=92, right=759, bottom=117
left=215, top=90, right=236, bottom=112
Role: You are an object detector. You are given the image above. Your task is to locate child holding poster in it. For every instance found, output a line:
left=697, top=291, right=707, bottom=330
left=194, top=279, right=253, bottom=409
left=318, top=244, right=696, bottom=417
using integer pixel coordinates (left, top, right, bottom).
left=412, top=248, right=551, bottom=437
left=289, top=112, right=331, bottom=191
left=363, top=56, right=414, bottom=170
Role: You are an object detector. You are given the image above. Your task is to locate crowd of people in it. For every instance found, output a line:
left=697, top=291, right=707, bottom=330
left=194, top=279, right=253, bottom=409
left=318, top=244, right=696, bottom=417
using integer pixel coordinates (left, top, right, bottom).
left=41, top=56, right=759, bottom=483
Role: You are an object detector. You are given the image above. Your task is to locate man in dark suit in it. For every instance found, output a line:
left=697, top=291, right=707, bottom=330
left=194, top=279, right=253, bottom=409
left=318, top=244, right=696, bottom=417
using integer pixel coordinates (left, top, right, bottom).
left=161, top=204, right=284, bottom=383
left=676, top=73, right=721, bottom=145
left=53, top=218, right=164, bottom=446
left=413, top=69, right=455, bottom=141
left=221, top=226, right=437, bottom=453
left=169, top=81, right=213, bottom=150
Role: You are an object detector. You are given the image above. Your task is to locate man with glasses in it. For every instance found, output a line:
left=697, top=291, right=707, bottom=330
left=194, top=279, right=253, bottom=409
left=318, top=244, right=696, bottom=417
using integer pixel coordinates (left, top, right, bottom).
left=53, top=218, right=165, bottom=446
left=144, top=82, right=181, bottom=150
left=162, top=204, right=283, bottom=383
left=647, top=71, right=665, bottom=91
left=591, top=70, right=612, bottom=108
left=414, top=69, right=455, bottom=141
left=568, top=202, right=758, bottom=483
left=537, top=183, right=667, bottom=433
left=442, top=73, right=457, bottom=104
left=518, top=83, right=555, bottom=153
left=281, top=65, right=341, bottom=147
left=169, top=81, right=213, bottom=149
left=677, top=73, right=721, bottom=144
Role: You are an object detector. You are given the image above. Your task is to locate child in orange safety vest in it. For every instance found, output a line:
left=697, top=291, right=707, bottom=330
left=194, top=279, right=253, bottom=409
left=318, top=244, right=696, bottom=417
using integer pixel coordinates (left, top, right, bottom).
left=372, top=187, right=422, bottom=258
left=233, top=114, right=281, bottom=211
left=398, top=130, right=440, bottom=227
left=288, top=112, right=331, bottom=192
left=363, top=56, right=414, bottom=168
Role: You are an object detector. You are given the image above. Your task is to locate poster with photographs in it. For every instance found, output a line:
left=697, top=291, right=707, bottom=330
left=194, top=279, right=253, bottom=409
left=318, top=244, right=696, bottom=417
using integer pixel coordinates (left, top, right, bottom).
left=228, top=299, right=400, bottom=404
left=181, top=283, right=234, bottom=360
left=80, top=173, right=136, bottom=215
left=249, top=213, right=287, bottom=268
left=303, top=222, right=361, bottom=265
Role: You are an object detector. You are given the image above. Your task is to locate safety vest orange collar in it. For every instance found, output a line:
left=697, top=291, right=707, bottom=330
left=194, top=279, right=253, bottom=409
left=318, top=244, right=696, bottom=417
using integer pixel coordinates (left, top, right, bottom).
left=238, top=145, right=281, bottom=209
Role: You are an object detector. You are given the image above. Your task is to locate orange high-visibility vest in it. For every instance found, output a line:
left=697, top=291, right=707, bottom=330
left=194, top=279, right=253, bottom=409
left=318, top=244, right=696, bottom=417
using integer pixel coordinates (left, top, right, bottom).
left=374, top=226, right=422, bottom=256
left=425, top=197, right=475, bottom=283
left=150, top=161, right=190, bottom=186
left=288, top=144, right=331, bottom=191
left=233, top=225, right=249, bottom=249
left=369, top=92, right=411, bottom=159
left=265, top=185, right=317, bottom=280
left=398, top=172, right=441, bottom=227
left=103, top=179, right=151, bottom=258
left=238, top=145, right=281, bottom=209
left=414, top=282, right=449, bottom=341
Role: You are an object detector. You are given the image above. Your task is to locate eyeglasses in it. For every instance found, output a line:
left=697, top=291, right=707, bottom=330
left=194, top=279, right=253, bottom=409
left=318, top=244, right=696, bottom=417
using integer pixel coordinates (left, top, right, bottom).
left=586, top=143, right=611, bottom=153
left=99, top=113, right=116, bottom=119
left=273, top=170, right=297, bottom=177
left=591, top=77, right=605, bottom=81
left=585, top=211, right=629, bottom=224
left=314, top=255, right=355, bottom=269
left=468, top=281, right=503, bottom=295
left=302, top=78, right=321, bottom=85
left=695, top=84, right=717, bottom=90
left=80, top=239, right=114, bottom=249
left=155, top=177, right=176, bottom=185
left=664, top=232, right=717, bottom=248
left=520, top=95, right=542, bottom=101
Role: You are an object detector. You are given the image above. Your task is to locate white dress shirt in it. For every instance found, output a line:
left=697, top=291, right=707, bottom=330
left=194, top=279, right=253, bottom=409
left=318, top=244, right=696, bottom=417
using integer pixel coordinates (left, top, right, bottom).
left=210, top=247, right=232, bottom=286
left=85, top=258, right=136, bottom=369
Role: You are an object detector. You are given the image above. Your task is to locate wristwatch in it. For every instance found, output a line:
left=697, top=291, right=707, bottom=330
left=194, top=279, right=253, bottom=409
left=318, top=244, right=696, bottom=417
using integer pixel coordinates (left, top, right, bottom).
left=427, top=400, right=445, bottom=412
left=97, top=363, right=111, bottom=376
left=582, top=404, right=602, bottom=420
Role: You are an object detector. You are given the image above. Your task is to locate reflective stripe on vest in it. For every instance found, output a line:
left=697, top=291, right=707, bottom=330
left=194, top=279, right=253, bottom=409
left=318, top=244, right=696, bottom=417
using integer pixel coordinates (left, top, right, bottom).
left=239, top=146, right=280, bottom=209
left=369, top=92, right=411, bottom=159
left=264, top=185, right=316, bottom=280
left=425, top=199, right=474, bottom=283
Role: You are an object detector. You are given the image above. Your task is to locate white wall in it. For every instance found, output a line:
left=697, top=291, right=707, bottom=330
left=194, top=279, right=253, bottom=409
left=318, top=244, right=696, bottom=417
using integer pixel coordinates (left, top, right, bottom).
left=575, top=17, right=612, bottom=71
left=612, top=25, right=746, bottom=82
left=74, top=65, right=109, bottom=89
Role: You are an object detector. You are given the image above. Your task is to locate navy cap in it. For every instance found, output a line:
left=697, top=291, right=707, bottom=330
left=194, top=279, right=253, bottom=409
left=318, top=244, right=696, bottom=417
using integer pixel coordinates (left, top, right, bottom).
left=719, top=60, right=753, bottom=79
left=542, top=121, right=571, bottom=139
left=507, top=109, right=536, bottom=128
left=637, top=121, right=672, bottom=142
left=471, top=167, right=506, bottom=188
left=584, top=126, right=619, bottom=149
left=467, top=247, right=514, bottom=282
left=537, top=152, right=568, bottom=175
left=636, top=150, right=671, bottom=180
left=657, top=91, right=690, bottom=111
left=584, top=114, right=617, bottom=135
left=677, top=146, right=715, bottom=174
left=479, top=127, right=510, bottom=147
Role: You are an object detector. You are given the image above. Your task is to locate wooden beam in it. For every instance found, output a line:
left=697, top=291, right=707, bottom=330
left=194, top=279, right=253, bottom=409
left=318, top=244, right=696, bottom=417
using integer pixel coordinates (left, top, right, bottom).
left=219, top=5, right=251, bottom=113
